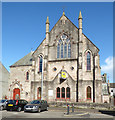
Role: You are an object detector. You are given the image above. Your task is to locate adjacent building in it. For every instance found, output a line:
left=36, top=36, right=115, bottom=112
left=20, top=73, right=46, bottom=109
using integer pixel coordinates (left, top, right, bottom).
left=0, top=62, right=9, bottom=99
left=109, top=83, right=115, bottom=106
left=9, top=11, right=102, bottom=103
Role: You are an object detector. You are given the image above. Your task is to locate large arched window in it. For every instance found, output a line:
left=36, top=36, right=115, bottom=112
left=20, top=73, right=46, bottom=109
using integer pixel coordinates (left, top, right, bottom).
left=66, top=87, right=70, bottom=99
left=57, top=34, right=71, bottom=59
left=87, top=86, right=91, bottom=99
left=57, top=44, right=60, bottom=58
left=64, top=43, right=67, bottom=58
left=56, top=87, right=60, bottom=99
left=87, top=52, right=91, bottom=70
left=61, top=43, right=63, bottom=58
left=61, top=87, right=65, bottom=98
left=39, top=57, right=43, bottom=72
left=68, top=43, right=71, bottom=58
left=26, top=72, right=29, bottom=80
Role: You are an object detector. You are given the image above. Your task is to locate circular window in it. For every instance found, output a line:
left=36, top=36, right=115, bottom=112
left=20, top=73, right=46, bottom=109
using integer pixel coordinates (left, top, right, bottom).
left=71, top=67, right=74, bottom=70
left=53, top=67, right=57, bottom=71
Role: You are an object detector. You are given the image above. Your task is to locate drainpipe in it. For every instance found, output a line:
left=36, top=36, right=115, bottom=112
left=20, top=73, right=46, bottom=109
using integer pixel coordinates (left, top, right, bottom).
left=93, top=54, right=95, bottom=103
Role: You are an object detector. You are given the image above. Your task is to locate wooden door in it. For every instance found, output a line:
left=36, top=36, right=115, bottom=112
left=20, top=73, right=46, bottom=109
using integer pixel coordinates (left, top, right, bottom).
left=13, top=88, right=20, bottom=100
left=37, top=87, right=41, bottom=100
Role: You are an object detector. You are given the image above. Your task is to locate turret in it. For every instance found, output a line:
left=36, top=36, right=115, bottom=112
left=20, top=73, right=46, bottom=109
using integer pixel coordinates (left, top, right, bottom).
left=45, top=16, right=50, bottom=55
left=78, top=11, right=82, bottom=42
left=46, top=16, right=49, bottom=34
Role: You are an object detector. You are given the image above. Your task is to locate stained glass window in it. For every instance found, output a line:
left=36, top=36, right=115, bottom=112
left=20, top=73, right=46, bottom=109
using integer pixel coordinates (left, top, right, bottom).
left=61, top=43, right=63, bottom=58
left=66, top=87, right=70, bottom=98
left=57, top=44, right=60, bottom=58
left=64, top=43, right=67, bottom=58
left=56, top=87, right=60, bottom=98
left=87, top=52, right=91, bottom=70
left=68, top=43, right=71, bottom=58
left=39, top=57, right=43, bottom=72
left=61, top=87, right=65, bottom=98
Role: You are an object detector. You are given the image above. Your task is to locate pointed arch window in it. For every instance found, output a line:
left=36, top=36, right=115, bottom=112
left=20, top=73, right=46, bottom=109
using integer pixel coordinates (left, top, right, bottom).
left=57, top=44, right=60, bottom=58
left=57, top=34, right=71, bottom=59
left=26, top=72, right=29, bottom=80
left=87, top=86, right=91, bottom=99
left=39, top=57, right=43, bottom=72
left=61, top=43, right=63, bottom=58
left=66, top=87, right=70, bottom=99
left=64, top=43, right=67, bottom=58
left=61, top=87, right=65, bottom=98
left=56, top=87, right=60, bottom=99
left=87, top=52, right=91, bottom=70
left=68, top=43, right=71, bottom=58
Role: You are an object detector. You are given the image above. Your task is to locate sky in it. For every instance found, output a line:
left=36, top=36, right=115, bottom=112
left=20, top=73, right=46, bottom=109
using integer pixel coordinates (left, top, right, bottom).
left=1, top=2, right=113, bottom=82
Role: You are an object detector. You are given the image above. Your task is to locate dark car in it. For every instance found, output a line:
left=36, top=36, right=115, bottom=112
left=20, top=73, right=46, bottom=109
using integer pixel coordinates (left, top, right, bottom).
left=24, top=100, right=49, bottom=112
left=0, top=100, right=8, bottom=110
left=6, top=99, right=28, bottom=112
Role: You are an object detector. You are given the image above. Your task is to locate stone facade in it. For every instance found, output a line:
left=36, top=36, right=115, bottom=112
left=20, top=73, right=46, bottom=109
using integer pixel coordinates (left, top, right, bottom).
left=0, top=62, right=9, bottom=99
left=9, top=12, right=102, bottom=103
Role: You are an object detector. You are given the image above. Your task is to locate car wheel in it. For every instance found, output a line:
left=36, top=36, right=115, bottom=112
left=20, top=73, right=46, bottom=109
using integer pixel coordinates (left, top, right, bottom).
left=0, top=106, right=3, bottom=111
left=17, top=107, right=21, bottom=112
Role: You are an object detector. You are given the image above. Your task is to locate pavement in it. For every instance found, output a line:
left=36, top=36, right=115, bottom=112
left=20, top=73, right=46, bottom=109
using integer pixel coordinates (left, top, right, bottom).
left=0, top=107, right=114, bottom=119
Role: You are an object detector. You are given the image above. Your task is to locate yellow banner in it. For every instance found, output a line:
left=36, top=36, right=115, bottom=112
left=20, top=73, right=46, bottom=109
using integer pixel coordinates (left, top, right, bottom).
left=61, top=72, right=66, bottom=79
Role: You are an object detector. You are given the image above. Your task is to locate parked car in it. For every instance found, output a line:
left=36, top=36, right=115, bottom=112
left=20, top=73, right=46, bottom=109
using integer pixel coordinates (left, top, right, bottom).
left=24, top=100, right=49, bottom=112
left=6, top=99, right=28, bottom=112
left=0, top=100, right=8, bottom=110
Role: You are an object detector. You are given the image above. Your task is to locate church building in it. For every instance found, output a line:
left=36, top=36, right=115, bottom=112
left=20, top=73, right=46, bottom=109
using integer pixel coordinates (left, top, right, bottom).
left=9, top=11, right=102, bottom=103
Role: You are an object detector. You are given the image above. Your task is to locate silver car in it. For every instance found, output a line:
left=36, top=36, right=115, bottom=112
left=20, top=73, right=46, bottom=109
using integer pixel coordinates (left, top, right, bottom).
left=24, top=100, right=49, bottom=112
left=0, top=100, right=8, bottom=110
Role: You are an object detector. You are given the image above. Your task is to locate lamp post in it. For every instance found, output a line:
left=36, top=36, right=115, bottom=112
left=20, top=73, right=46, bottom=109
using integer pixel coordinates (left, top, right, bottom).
left=41, top=56, right=43, bottom=100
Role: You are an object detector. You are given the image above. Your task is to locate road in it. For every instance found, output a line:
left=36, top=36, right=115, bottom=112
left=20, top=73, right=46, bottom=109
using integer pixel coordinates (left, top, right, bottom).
left=0, top=107, right=114, bottom=119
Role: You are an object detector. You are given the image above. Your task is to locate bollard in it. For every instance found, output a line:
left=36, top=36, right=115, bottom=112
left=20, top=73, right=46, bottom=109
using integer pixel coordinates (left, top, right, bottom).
left=67, top=104, right=69, bottom=115
left=72, top=104, right=74, bottom=112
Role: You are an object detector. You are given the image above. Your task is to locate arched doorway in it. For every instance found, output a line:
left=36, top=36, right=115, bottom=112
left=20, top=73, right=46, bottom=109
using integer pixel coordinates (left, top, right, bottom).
left=37, top=87, right=41, bottom=100
left=13, top=88, right=20, bottom=100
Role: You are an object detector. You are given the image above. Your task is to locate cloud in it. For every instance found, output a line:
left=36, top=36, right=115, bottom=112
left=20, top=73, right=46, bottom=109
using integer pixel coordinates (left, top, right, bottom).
left=101, top=56, right=113, bottom=82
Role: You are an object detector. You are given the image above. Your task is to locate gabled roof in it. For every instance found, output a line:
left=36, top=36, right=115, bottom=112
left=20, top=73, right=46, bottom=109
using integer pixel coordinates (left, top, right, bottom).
left=33, top=13, right=99, bottom=54
left=10, top=51, right=34, bottom=67
left=0, top=61, right=9, bottom=73
left=50, top=14, right=79, bottom=33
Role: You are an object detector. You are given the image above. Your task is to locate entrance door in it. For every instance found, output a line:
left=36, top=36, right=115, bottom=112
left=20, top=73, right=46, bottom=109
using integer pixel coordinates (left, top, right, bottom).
left=37, top=87, right=41, bottom=100
left=13, top=88, right=20, bottom=100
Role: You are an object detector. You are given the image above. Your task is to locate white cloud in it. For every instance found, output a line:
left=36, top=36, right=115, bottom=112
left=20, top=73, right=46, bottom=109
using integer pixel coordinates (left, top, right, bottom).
left=101, top=56, right=113, bottom=83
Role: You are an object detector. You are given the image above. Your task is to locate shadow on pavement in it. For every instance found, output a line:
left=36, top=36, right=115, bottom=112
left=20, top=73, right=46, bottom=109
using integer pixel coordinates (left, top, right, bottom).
left=99, top=110, right=115, bottom=116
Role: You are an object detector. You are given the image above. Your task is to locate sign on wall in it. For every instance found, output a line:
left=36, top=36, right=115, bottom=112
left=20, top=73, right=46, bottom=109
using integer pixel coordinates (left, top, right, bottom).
left=48, top=90, right=53, bottom=96
left=61, top=71, right=67, bottom=79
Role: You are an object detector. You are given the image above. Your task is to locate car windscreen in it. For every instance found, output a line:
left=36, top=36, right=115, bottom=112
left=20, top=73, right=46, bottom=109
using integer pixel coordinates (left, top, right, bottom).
left=8, top=100, right=16, bottom=104
left=30, top=100, right=40, bottom=104
left=0, top=100, right=6, bottom=103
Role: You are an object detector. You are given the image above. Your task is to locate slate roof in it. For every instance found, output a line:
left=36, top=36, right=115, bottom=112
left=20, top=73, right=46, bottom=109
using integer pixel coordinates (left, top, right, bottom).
left=10, top=51, right=34, bottom=67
